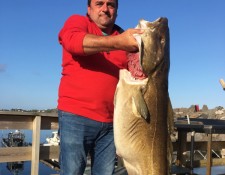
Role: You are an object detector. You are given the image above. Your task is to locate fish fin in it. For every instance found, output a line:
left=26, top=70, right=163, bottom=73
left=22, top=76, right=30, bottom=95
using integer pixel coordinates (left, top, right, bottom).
left=131, top=91, right=150, bottom=121
left=131, top=97, right=142, bottom=118
left=167, top=96, right=174, bottom=174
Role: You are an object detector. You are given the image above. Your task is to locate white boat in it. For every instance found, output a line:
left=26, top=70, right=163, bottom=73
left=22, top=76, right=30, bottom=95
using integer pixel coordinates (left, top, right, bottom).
left=42, top=131, right=60, bottom=163
left=43, top=131, right=60, bottom=146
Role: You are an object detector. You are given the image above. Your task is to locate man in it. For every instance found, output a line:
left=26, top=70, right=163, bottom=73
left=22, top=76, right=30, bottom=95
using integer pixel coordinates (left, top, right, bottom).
left=58, top=0, right=143, bottom=174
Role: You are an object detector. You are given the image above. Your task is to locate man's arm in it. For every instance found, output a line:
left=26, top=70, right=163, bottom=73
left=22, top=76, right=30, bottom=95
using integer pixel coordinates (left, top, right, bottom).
left=83, top=29, right=144, bottom=55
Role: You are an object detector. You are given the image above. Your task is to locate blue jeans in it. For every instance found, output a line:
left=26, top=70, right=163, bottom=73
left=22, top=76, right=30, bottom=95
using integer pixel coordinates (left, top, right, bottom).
left=58, top=110, right=116, bottom=175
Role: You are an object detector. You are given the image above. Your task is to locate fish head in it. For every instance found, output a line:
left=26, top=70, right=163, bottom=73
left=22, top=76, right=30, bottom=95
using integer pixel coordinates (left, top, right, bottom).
left=134, top=18, right=170, bottom=77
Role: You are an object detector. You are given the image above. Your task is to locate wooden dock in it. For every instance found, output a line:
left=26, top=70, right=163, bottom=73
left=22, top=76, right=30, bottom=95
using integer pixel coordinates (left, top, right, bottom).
left=1, top=111, right=225, bottom=175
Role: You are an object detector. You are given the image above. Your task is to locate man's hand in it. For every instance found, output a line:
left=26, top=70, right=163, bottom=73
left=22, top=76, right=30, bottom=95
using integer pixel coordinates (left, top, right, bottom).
left=114, top=28, right=144, bottom=52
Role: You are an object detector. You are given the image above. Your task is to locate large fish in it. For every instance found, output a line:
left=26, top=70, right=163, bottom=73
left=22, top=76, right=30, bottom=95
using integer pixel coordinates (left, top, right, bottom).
left=114, top=18, right=173, bottom=175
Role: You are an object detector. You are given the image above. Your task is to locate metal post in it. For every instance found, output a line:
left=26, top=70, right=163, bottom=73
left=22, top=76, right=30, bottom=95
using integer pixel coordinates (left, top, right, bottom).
left=205, top=126, right=213, bottom=175
left=190, top=131, right=195, bottom=174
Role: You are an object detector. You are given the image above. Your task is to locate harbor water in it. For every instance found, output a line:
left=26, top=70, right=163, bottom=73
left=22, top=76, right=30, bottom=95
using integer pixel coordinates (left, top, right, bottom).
left=0, top=161, right=58, bottom=175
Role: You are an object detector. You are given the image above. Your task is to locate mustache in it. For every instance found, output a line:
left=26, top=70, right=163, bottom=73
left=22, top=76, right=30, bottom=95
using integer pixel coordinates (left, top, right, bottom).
left=99, top=11, right=111, bottom=18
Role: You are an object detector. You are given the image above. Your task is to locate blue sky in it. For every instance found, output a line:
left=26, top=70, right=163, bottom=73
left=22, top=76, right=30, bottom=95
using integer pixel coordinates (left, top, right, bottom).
left=0, top=0, right=224, bottom=110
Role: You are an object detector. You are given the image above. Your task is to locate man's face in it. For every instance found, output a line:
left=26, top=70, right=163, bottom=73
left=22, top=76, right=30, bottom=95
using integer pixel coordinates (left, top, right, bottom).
left=88, top=0, right=118, bottom=31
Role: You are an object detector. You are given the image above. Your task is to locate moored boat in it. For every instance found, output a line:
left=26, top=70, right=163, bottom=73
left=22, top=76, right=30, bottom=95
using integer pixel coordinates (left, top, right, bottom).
left=1, top=130, right=25, bottom=147
left=1, top=130, right=26, bottom=175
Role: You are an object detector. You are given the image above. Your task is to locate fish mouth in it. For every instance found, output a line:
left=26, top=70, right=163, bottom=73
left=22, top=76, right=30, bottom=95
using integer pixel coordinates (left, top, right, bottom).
left=126, top=24, right=148, bottom=84
left=138, top=18, right=168, bottom=30
left=126, top=19, right=150, bottom=82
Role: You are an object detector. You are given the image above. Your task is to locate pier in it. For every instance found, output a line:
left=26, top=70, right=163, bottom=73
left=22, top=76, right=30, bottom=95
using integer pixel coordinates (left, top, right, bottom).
left=1, top=111, right=225, bottom=175
left=0, top=111, right=59, bottom=175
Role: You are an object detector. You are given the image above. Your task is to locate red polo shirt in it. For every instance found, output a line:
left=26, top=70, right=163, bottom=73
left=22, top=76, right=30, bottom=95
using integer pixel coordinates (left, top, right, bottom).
left=58, top=15, right=127, bottom=122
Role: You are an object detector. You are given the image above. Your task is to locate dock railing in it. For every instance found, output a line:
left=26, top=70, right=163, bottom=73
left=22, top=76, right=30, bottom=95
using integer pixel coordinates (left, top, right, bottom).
left=2, top=111, right=225, bottom=175
left=0, top=111, right=59, bottom=175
